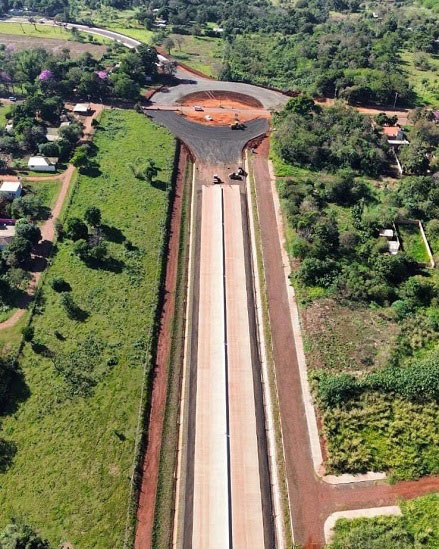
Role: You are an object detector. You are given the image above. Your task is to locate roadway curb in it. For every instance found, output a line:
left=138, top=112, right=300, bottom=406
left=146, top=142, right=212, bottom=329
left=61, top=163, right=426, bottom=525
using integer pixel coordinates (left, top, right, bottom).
left=246, top=153, right=288, bottom=549
left=268, top=160, right=387, bottom=485
left=323, top=506, right=402, bottom=544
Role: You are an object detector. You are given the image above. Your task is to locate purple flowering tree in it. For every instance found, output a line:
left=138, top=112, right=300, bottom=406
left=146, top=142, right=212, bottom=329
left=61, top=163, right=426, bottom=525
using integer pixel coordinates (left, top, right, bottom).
left=96, top=70, right=108, bottom=80
left=39, top=69, right=54, bottom=82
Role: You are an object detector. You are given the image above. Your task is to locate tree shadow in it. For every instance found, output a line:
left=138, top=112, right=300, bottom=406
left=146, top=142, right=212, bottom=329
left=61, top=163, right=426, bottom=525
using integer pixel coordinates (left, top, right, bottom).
left=151, top=179, right=168, bottom=191
left=85, top=256, right=124, bottom=273
left=101, top=224, right=126, bottom=243
left=67, top=306, right=89, bottom=322
left=0, top=368, right=30, bottom=417
left=79, top=163, right=102, bottom=178
left=0, top=439, right=17, bottom=473
left=31, top=342, right=54, bottom=358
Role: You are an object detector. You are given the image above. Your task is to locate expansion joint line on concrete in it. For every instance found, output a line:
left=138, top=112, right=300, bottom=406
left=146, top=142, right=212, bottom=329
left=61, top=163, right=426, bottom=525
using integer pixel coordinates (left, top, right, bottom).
left=221, top=187, right=234, bottom=549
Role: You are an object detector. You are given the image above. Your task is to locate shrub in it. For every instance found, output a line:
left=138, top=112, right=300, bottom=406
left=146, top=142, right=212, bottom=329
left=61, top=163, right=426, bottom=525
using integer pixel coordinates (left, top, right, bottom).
left=21, top=325, right=34, bottom=342
left=84, top=206, right=101, bottom=227
left=66, top=217, right=88, bottom=241
left=73, top=239, right=89, bottom=260
left=392, top=299, right=417, bottom=321
left=15, top=222, right=41, bottom=245
left=314, top=371, right=360, bottom=407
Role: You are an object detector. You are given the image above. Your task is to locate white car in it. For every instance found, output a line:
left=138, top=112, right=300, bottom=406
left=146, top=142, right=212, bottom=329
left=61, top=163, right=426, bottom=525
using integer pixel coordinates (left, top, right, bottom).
left=194, top=105, right=204, bottom=112
left=204, top=115, right=213, bottom=121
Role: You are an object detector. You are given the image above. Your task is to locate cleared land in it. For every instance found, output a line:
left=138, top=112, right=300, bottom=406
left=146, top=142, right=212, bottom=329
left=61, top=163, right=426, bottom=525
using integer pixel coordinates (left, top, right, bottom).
left=0, top=109, right=176, bottom=547
left=0, top=22, right=109, bottom=44
left=169, top=35, right=224, bottom=78
left=0, top=33, right=107, bottom=58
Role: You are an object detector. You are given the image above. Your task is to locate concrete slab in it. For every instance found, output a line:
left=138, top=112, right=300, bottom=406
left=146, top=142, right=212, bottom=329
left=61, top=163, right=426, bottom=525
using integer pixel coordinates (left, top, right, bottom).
left=192, top=185, right=230, bottom=549
left=223, top=185, right=265, bottom=548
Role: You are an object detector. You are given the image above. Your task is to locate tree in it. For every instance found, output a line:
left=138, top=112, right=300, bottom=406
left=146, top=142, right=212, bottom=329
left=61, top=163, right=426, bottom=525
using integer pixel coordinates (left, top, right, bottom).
left=0, top=520, right=50, bottom=549
left=66, top=217, right=88, bottom=241
left=71, top=146, right=92, bottom=172
left=15, top=222, right=41, bottom=245
left=110, top=74, right=140, bottom=101
left=84, top=206, right=101, bottom=227
left=73, top=239, right=89, bottom=260
left=89, top=241, right=107, bottom=261
left=163, top=37, right=175, bottom=54
left=3, top=236, right=32, bottom=267
left=399, top=140, right=430, bottom=175
left=144, top=158, right=160, bottom=183
left=21, top=325, right=34, bottom=342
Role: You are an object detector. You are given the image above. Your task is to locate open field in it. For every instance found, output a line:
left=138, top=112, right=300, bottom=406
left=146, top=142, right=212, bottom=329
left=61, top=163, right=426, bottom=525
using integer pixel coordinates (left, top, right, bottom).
left=331, top=493, right=439, bottom=547
left=168, top=35, right=224, bottom=78
left=0, top=22, right=109, bottom=44
left=398, top=223, right=430, bottom=264
left=22, top=179, right=62, bottom=215
left=0, top=109, right=176, bottom=546
left=0, top=104, right=11, bottom=126
left=400, top=50, right=439, bottom=107
left=0, top=33, right=107, bottom=58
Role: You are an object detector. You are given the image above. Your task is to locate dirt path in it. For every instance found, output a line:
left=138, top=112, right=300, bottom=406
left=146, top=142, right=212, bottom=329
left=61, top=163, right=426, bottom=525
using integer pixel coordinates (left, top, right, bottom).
left=0, top=164, right=75, bottom=330
left=134, top=145, right=189, bottom=549
left=251, top=136, right=439, bottom=547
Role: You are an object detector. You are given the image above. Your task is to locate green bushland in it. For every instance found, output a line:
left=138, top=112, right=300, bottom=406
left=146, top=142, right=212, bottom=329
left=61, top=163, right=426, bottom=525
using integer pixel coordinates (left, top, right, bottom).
left=153, top=159, right=192, bottom=548
left=331, top=493, right=439, bottom=547
left=0, top=109, right=176, bottom=547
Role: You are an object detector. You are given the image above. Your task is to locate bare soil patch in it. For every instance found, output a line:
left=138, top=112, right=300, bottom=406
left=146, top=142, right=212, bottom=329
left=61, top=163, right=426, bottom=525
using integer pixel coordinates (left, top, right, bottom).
left=179, top=90, right=264, bottom=109
left=0, top=33, right=106, bottom=59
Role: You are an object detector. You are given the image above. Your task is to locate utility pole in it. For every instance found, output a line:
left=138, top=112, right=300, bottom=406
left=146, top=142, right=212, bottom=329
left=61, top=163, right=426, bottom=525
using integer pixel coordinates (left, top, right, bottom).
left=393, top=92, right=398, bottom=108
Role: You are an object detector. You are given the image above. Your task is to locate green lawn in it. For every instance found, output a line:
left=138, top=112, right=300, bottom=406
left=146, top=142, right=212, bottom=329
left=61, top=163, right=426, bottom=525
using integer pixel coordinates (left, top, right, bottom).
left=0, top=105, right=11, bottom=126
left=331, top=493, right=439, bottom=548
left=0, top=22, right=109, bottom=44
left=22, top=179, right=62, bottom=215
left=398, top=223, right=430, bottom=264
left=0, top=109, right=176, bottom=547
left=169, top=35, right=224, bottom=77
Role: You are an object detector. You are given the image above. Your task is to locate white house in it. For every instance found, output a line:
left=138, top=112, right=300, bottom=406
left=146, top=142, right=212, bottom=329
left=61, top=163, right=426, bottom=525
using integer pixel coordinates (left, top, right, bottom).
left=0, top=181, right=22, bottom=200
left=73, top=103, right=91, bottom=115
left=28, top=156, right=56, bottom=172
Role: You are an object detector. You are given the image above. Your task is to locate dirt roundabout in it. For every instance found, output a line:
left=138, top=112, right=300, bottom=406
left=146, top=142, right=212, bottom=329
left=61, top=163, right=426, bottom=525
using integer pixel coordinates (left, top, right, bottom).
left=176, top=90, right=269, bottom=126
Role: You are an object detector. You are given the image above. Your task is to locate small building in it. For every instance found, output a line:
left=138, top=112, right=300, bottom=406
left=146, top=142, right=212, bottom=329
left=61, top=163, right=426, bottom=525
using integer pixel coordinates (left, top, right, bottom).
left=73, top=103, right=91, bottom=115
left=383, top=126, right=409, bottom=146
left=5, top=121, right=13, bottom=133
left=0, top=181, right=22, bottom=200
left=46, top=127, right=60, bottom=142
left=28, top=156, right=56, bottom=172
left=379, top=229, right=394, bottom=239
left=380, top=226, right=400, bottom=255
left=0, top=222, right=16, bottom=249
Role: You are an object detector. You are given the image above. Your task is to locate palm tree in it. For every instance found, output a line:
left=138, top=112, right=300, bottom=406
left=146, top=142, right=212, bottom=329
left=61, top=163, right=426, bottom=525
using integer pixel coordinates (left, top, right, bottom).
left=144, top=159, right=160, bottom=183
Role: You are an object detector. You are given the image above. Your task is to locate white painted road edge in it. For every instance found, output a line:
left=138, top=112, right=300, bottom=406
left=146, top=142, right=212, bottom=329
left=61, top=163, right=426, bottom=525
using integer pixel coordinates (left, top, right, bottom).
left=268, top=160, right=387, bottom=485
left=323, top=506, right=402, bottom=545
left=246, top=154, right=287, bottom=549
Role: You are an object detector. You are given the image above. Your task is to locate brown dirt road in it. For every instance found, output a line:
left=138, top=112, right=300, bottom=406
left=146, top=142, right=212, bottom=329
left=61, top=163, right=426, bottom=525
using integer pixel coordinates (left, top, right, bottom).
left=135, top=145, right=189, bottom=549
left=251, top=136, right=439, bottom=547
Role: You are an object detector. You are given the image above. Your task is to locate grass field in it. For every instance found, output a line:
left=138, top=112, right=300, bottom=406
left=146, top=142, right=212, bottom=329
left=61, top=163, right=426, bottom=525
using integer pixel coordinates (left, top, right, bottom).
left=398, top=223, right=430, bottom=263
left=0, top=105, right=11, bottom=126
left=0, top=22, right=109, bottom=44
left=0, top=109, right=176, bottom=547
left=400, top=50, right=439, bottom=107
left=22, top=179, right=62, bottom=214
left=331, top=493, right=439, bottom=547
left=168, top=35, right=224, bottom=77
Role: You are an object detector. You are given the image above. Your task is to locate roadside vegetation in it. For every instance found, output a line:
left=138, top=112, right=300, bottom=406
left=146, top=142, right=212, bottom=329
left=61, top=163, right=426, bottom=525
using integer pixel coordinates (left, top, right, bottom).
left=0, top=109, right=176, bottom=546
left=0, top=22, right=108, bottom=44
left=275, top=96, right=439, bottom=479
left=331, top=493, right=439, bottom=547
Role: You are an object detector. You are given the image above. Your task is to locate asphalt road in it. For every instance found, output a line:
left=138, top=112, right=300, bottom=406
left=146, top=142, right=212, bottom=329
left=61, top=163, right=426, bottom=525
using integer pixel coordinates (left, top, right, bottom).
left=146, top=111, right=268, bottom=163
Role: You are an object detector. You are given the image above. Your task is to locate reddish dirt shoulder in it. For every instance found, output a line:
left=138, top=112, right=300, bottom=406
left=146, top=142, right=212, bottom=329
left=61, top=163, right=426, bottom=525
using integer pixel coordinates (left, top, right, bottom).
left=135, top=144, right=189, bottom=548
